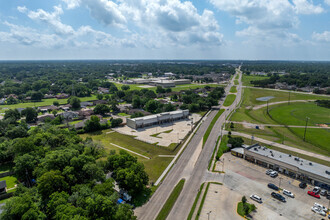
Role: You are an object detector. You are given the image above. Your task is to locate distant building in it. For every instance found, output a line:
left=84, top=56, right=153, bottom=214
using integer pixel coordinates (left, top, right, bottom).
left=80, top=102, right=93, bottom=108
left=152, top=80, right=175, bottom=88
left=173, top=79, right=191, bottom=85
left=38, top=114, right=55, bottom=122
left=60, top=111, right=78, bottom=120
left=98, top=87, right=109, bottom=94
left=164, top=72, right=175, bottom=77
left=126, top=110, right=189, bottom=129
left=55, top=93, right=70, bottom=99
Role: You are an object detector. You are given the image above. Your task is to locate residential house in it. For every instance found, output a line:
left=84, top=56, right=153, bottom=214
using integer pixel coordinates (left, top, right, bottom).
left=92, top=100, right=108, bottom=105
left=38, top=114, right=55, bottom=122
left=60, top=111, right=78, bottom=120
left=55, top=93, right=70, bottom=99
left=80, top=101, right=93, bottom=108
left=98, top=87, right=109, bottom=94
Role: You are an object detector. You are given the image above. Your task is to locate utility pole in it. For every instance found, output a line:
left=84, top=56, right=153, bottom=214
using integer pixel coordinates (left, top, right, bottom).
left=267, top=100, right=269, bottom=114
left=288, top=91, right=291, bottom=105
left=303, top=117, right=309, bottom=141
left=207, top=211, right=212, bottom=220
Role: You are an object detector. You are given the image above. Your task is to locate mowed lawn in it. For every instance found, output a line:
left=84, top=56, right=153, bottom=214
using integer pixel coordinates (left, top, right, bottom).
left=223, top=94, right=236, bottom=107
left=242, top=74, right=270, bottom=86
left=0, top=176, right=17, bottom=189
left=0, top=95, right=97, bottom=113
left=269, top=102, right=330, bottom=126
left=80, top=129, right=175, bottom=183
left=229, top=86, right=237, bottom=93
left=229, top=88, right=330, bottom=157
left=241, top=87, right=328, bottom=107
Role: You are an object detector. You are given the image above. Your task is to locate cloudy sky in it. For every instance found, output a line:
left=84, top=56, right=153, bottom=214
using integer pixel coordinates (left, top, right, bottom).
left=0, top=0, right=329, bottom=60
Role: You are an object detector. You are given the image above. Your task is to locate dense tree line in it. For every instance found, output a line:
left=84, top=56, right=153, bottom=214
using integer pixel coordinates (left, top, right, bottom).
left=0, top=123, right=148, bottom=219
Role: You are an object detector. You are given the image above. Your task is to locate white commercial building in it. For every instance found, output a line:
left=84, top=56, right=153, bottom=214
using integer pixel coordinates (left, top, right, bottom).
left=126, top=110, right=189, bottom=129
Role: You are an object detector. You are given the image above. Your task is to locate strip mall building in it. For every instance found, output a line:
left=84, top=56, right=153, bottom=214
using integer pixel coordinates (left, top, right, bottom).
left=231, top=144, right=330, bottom=188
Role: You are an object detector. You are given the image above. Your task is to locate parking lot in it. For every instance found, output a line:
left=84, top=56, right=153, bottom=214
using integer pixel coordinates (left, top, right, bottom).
left=208, top=153, right=329, bottom=220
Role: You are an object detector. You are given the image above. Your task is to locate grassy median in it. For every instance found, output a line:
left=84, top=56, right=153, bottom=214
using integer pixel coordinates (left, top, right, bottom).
left=203, top=109, right=225, bottom=146
left=156, top=179, right=185, bottom=220
left=223, top=94, right=236, bottom=107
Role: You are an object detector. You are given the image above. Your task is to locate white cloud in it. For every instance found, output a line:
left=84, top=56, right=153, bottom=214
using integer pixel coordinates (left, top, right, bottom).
left=312, top=31, right=330, bottom=42
left=0, top=21, right=63, bottom=48
left=324, top=0, right=330, bottom=5
left=61, top=0, right=81, bottom=9
left=17, top=5, right=74, bottom=35
left=61, top=0, right=223, bottom=46
left=293, top=0, right=324, bottom=14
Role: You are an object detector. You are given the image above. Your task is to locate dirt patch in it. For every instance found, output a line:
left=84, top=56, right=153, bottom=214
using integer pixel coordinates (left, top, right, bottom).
left=317, top=124, right=328, bottom=128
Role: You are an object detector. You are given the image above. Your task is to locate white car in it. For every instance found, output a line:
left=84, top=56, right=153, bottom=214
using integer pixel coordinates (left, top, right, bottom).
left=314, top=203, right=327, bottom=212
left=250, top=194, right=262, bottom=203
left=313, top=186, right=321, bottom=193
left=283, top=189, right=294, bottom=198
left=270, top=171, right=278, bottom=178
left=311, top=206, right=326, bottom=216
left=266, top=169, right=273, bottom=175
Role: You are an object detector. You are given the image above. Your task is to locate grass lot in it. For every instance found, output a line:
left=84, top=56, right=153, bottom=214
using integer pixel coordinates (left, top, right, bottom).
left=117, top=112, right=130, bottom=117
left=237, top=201, right=255, bottom=217
left=0, top=176, right=17, bottom=189
left=156, top=179, right=185, bottom=220
left=230, top=86, right=237, bottom=93
left=242, top=74, right=270, bottom=86
left=0, top=163, right=13, bottom=174
left=223, top=94, right=236, bottom=107
left=230, top=101, right=330, bottom=156
left=80, top=130, right=176, bottom=183
left=269, top=102, right=330, bottom=126
left=229, top=88, right=330, bottom=157
left=234, top=80, right=239, bottom=85
left=216, top=135, right=229, bottom=160
left=0, top=95, right=97, bottom=113
left=203, top=109, right=225, bottom=146
left=235, top=74, right=239, bottom=80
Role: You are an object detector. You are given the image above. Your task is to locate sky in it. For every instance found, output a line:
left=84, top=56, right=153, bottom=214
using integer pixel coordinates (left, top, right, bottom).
left=0, top=0, right=329, bottom=60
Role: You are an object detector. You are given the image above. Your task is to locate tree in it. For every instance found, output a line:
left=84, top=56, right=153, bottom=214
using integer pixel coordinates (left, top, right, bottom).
left=53, top=101, right=59, bottom=106
left=22, top=107, right=38, bottom=123
left=242, top=196, right=247, bottom=204
left=145, top=100, right=159, bottom=113
left=31, top=91, right=44, bottom=101
left=156, top=86, right=165, bottom=94
left=68, top=96, right=81, bottom=109
left=97, top=93, right=103, bottom=100
left=94, top=104, right=110, bottom=115
left=121, top=85, right=130, bottom=91
left=84, top=115, right=101, bottom=132
left=110, top=118, right=123, bottom=128
left=132, top=96, right=141, bottom=108
left=228, top=137, right=244, bottom=148
left=14, top=153, right=39, bottom=182
left=37, top=170, right=69, bottom=200
left=131, top=112, right=144, bottom=118
left=4, top=109, right=21, bottom=121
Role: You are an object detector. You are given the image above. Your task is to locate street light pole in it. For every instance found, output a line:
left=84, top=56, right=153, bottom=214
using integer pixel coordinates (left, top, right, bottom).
left=303, top=117, right=309, bottom=141
left=207, top=211, right=212, bottom=220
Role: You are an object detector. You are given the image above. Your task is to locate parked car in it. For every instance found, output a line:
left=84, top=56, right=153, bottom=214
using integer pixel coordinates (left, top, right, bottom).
left=299, top=182, right=307, bottom=189
left=313, top=187, right=321, bottom=194
left=266, top=169, right=273, bottom=175
left=320, top=190, right=327, bottom=196
left=271, top=192, right=286, bottom=202
left=311, top=206, right=326, bottom=216
left=308, top=191, right=321, bottom=198
left=270, top=171, right=278, bottom=178
left=250, top=194, right=262, bottom=203
left=268, top=183, right=279, bottom=191
left=314, top=203, right=327, bottom=212
left=283, top=189, right=294, bottom=198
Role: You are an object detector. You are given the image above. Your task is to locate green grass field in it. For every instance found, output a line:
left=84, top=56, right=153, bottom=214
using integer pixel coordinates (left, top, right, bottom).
left=0, top=95, right=97, bottom=113
left=269, top=102, right=330, bottom=126
left=80, top=130, right=175, bottom=183
left=223, top=94, right=236, bottom=107
left=0, top=176, right=17, bottom=189
left=234, top=80, right=239, bottom=85
left=242, top=74, right=270, bottom=86
left=203, top=109, right=225, bottom=146
left=235, top=74, right=239, bottom=80
left=156, top=179, right=185, bottom=220
left=230, top=86, right=237, bottom=93
left=229, top=88, right=330, bottom=157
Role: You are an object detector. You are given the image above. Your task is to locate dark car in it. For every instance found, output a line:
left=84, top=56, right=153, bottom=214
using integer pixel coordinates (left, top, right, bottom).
left=268, top=183, right=279, bottom=191
left=271, top=192, right=286, bottom=202
left=299, top=182, right=307, bottom=189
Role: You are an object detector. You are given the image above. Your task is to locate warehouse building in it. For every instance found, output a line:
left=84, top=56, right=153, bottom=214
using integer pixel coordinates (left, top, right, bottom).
left=126, top=110, right=189, bottom=129
left=173, top=79, right=191, bottom=85
left=231, top=144, right=330, bottom=188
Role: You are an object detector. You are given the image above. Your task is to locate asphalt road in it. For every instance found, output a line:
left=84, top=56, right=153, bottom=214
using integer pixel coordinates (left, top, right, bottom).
left=135, top=68, right=243, bottom=219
